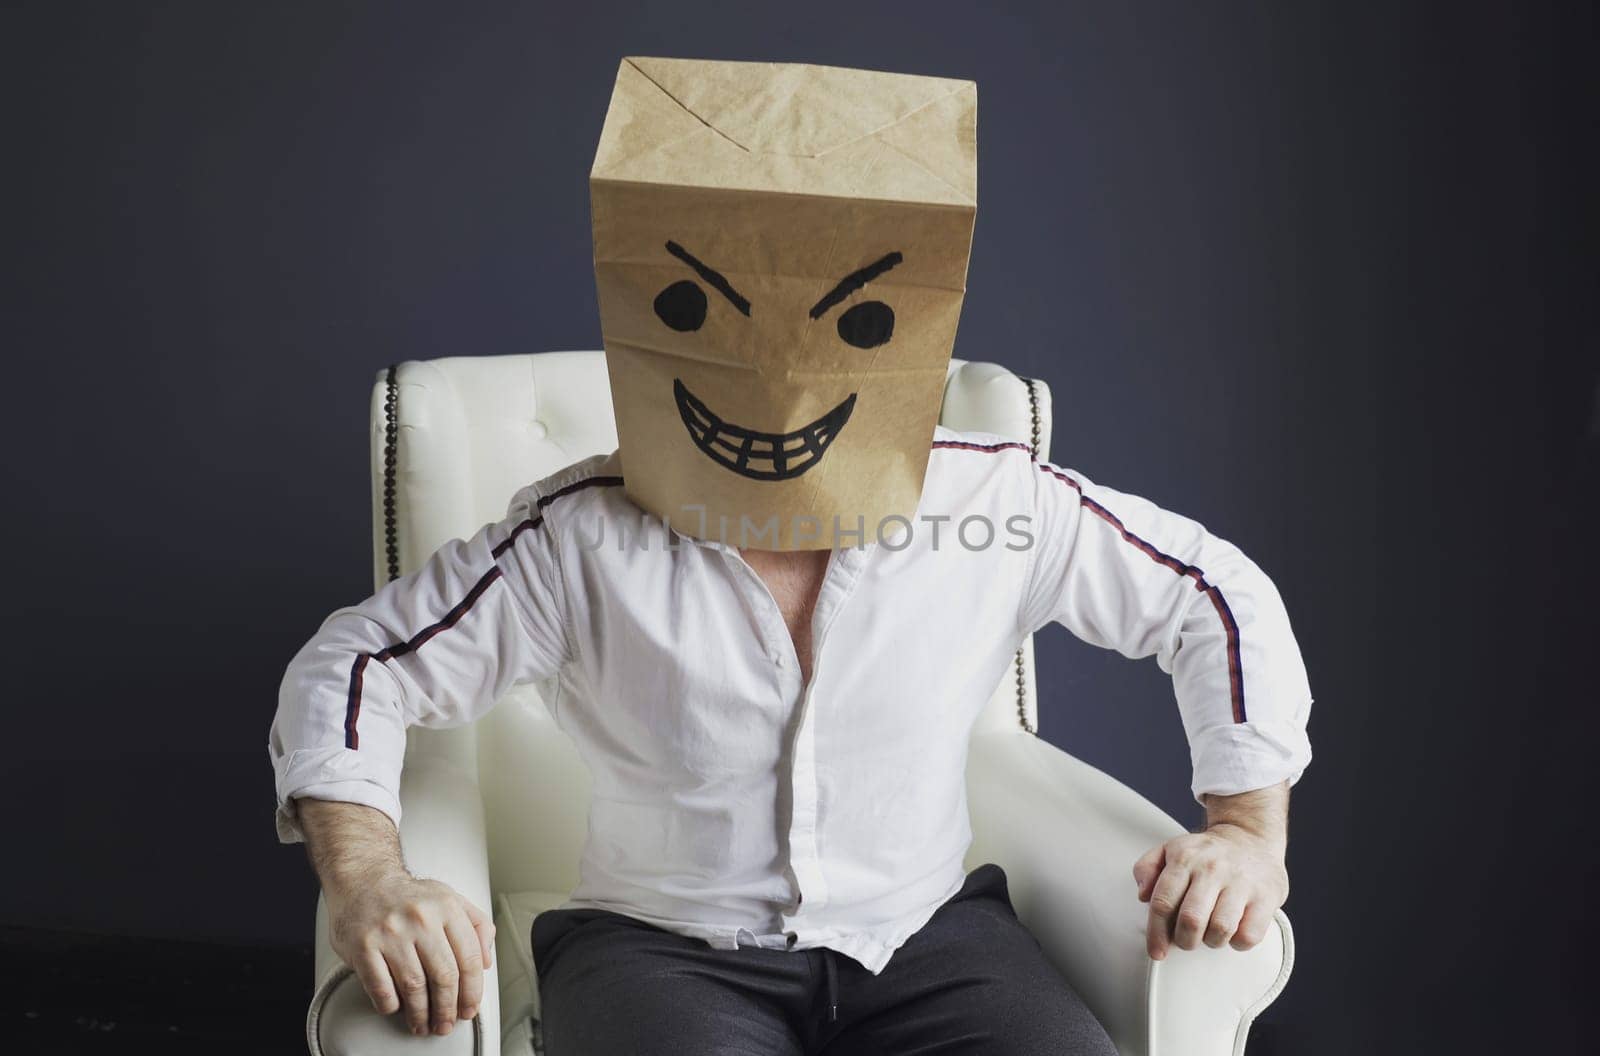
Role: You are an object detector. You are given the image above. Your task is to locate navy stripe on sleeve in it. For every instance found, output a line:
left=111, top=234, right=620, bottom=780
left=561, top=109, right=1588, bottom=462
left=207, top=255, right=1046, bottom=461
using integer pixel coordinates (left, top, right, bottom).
left=344, top=474, right=623, bottom=749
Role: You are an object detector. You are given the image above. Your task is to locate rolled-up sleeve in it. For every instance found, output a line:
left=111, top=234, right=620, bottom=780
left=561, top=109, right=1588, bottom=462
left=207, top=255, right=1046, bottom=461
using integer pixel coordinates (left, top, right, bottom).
left=268, top=485, right=570, bottom=843
left=1017, top=455, right=1313, bottom=802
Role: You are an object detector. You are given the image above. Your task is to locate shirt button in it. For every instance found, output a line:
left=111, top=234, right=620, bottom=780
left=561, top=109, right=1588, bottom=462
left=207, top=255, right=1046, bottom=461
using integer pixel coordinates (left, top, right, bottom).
left=785, top=932, right=798, bottom=947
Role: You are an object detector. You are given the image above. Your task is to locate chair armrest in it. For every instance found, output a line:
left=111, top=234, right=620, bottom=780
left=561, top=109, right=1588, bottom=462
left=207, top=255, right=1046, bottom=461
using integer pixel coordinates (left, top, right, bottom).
left=307, top=750, right=500, bottom=1056
left=965, top=730, right=1293, bottom=1056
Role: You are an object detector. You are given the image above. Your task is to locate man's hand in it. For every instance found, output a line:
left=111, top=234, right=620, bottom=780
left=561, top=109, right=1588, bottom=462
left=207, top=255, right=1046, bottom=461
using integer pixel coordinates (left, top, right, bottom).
left=297, top=798, right=495, bottom=1037
left=325, top=869, right=495, bottom=1037
left=1131, top=781, right=1290, bottom=960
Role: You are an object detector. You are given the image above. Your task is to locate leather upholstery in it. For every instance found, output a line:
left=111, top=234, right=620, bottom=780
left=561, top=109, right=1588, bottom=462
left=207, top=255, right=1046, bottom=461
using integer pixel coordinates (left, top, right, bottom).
left=303, top=351, right=1292, bottom=1056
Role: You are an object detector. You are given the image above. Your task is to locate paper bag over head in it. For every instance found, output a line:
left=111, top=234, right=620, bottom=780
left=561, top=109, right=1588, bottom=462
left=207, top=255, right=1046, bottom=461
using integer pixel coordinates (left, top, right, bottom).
left=590, top=56, right=978, bottom=550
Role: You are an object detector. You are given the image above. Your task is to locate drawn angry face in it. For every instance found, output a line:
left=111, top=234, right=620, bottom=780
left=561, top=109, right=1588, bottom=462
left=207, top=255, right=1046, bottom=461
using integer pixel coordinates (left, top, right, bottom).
left=655, top=240, right=901, bottom=481
left=588, top=55, right=975, bottom=548
left=591, top=179, right=972, bottom=549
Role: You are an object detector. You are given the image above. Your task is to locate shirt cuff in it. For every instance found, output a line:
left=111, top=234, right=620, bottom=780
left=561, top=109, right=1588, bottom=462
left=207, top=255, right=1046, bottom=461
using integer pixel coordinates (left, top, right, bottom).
left=273, top=746, right=404, bottom=844
left=1188, top=718, right=1312, bottom=804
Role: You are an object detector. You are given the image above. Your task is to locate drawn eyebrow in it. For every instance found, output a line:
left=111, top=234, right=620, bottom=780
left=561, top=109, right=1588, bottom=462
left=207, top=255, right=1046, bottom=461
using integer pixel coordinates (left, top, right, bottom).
left=808, top=251, right=904, bottom=320
left=665, top=241, right=751, bottom=317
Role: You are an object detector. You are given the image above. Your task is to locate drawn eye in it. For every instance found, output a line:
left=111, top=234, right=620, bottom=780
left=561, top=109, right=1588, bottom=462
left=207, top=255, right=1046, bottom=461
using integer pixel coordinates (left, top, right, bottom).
left=654, top=280, right=708, bottom=332
left=836, top=300, right=894, bottom=349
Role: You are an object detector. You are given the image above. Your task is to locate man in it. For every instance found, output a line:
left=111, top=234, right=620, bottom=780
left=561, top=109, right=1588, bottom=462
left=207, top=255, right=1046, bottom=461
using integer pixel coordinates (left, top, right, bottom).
left=269, top=58, right=1312, bottom=1054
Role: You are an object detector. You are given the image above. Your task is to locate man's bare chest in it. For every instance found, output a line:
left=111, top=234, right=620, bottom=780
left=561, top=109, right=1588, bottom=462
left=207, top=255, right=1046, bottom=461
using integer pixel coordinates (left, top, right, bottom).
left=737, top=548, right=831, bottom=684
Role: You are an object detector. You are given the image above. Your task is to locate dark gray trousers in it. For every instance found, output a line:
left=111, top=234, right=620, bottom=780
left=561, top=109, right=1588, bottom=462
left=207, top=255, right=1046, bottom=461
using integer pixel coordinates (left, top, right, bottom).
left=530, top=862, right=1117, bottom=1055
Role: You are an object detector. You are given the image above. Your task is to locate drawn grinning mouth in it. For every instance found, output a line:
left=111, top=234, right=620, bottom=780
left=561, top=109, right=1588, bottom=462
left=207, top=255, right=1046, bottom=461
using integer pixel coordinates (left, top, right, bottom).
left=673, top=378, right=857, bottom=481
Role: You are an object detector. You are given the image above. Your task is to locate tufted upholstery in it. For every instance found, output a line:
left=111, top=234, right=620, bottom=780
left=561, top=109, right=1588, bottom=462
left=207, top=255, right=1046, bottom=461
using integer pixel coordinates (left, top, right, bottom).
left=303, top=352, right=1293, bottom=1056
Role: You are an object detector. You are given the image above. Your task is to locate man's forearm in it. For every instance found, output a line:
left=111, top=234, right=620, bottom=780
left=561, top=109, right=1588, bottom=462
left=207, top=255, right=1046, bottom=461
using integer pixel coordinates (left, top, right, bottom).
left=295, top=797, right=496, bottom=1037
left=296, top=797, right=410, bottom=893
left=1202, top=779, right=1290, bottom=856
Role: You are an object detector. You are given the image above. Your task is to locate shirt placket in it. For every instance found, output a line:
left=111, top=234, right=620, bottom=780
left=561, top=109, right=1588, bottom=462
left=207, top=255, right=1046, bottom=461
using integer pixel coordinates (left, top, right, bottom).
left=712, top=540, right=867, bottom=934
left=778, top=545, right=865, bottom=930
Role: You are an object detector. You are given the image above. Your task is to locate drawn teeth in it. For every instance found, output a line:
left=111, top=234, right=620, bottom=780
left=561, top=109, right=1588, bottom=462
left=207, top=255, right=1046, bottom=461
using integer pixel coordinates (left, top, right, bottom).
left=673, top=379, right=857, bottom=482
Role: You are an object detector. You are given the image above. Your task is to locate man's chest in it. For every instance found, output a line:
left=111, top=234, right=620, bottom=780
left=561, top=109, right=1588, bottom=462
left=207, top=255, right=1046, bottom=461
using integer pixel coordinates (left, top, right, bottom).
left=735, top=547, right=831, bottom=685
left=565, top=535, right=1027, bottom=754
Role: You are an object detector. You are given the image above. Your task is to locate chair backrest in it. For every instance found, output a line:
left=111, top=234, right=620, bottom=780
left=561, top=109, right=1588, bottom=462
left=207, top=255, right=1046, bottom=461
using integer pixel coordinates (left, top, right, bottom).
left=368, top=351, right=1054, bottom=894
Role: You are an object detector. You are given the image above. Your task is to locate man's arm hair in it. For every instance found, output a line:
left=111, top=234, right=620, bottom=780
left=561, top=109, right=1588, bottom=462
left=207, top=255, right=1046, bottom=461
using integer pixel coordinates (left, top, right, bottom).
left=1202, top=780, right=1290, bottom=857
left=296, top=798, right=409, bottom=893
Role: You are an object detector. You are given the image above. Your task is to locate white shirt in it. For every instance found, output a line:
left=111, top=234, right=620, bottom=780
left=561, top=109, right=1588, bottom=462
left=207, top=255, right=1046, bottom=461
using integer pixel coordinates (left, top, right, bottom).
left=269, top=425, right=1313, bottom=975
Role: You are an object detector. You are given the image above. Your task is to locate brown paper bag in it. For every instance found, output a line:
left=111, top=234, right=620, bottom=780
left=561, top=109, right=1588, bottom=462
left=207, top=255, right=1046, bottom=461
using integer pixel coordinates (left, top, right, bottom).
left=591, top=56, right=977, bottom=549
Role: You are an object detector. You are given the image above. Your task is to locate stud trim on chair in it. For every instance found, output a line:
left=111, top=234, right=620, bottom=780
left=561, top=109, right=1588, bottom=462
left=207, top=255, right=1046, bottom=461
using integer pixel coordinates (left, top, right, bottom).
left=383, top=363, right=402, bottom=585
left=1013, top=376, right=1041, bottom=736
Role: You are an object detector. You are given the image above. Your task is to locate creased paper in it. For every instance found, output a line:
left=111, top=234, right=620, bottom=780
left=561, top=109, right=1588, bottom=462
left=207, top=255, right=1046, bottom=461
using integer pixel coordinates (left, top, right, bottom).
left=591, top=57, right=978, bottom=549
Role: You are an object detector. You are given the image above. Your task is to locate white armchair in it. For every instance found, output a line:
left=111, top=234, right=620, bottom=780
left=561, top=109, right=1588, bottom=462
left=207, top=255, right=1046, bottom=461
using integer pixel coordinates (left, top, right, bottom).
left=301, top=351, right=1293, bottom=1056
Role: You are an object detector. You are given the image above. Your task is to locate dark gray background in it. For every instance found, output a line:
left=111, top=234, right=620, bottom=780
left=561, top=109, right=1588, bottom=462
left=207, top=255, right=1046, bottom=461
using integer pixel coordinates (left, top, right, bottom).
left=4, top=1, right=1593, bottom=1052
